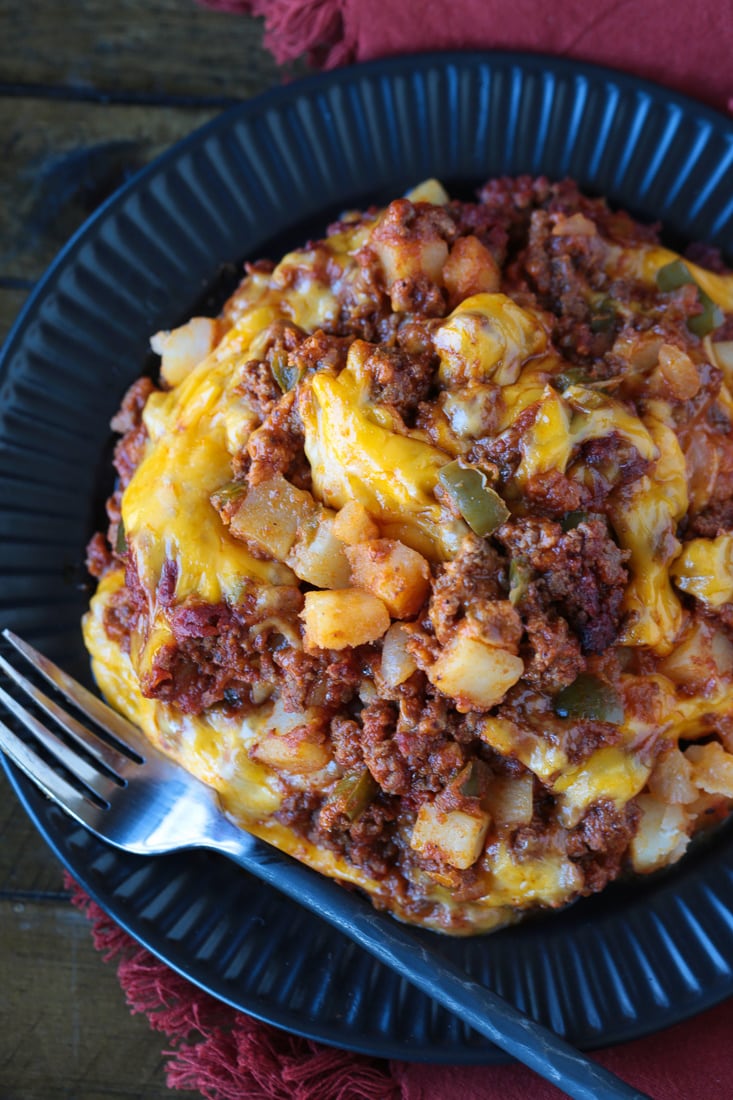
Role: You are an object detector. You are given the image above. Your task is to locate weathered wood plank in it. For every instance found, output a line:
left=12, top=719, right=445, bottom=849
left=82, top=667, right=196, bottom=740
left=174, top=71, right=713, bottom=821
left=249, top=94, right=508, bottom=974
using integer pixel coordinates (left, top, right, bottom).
left=0, top=287, right=30, bottom=346
left=0, top=898, right=200, bottom=1099
left=0, top=98, right=218, bottom=281
left=0, top=769, right=68, bottom=896
left=0, top=0, right=281, bottom=100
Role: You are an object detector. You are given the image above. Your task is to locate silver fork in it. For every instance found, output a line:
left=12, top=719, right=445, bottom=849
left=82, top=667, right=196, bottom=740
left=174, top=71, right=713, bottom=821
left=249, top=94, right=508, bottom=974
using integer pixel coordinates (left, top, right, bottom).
left=0, top=627, right=649, bottom=1100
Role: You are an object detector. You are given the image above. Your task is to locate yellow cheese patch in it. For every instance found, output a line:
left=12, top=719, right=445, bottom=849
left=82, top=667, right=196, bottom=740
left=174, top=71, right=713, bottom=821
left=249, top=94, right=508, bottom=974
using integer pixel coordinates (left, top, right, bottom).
left=609, top=417, right=688, bottom=653
left=671, top=534, right=733, bottom=607
left=300, top=370, right=467, bottom=560
left=552, top=746, right=651, bottom=827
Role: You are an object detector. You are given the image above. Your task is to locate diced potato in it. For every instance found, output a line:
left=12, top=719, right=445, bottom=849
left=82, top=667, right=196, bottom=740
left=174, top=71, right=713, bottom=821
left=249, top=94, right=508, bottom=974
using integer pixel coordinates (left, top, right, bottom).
left=346, top=538, right=430, bottom=619
left=629, top=795, right=690, bottom=873
left=301, top=589, right=390, bottom=650
left=648, top=748, right=697, bottom=804
left=410, top=800, right=490, bottom=870
left=660, top=618, right=733, bottom=689
left=287, top=513, right=352, bottom=589
left=332, top=500, right=379, bottom=546
left=151, top=316, right=219, bottom=386
left=228, top=474, right=318, bottom=561
left=443, top=236, right=501, bottom=306
left=252, top=727, right=332, bottom=775
left=485, top=773, right=534, bottom=826
left=371, top=231, right=449, bottom=290
left=488, top=842, right=584, bottom=908
left=404, top=178, right=449, bottom=205
left=250, top=700, right=332, bottom=774
left=611, top=331, right=664, bottom=374
left=427, top=626, right=524, bottom=711
left=686, top=741, right=733, bottom=797
left=380, top=622, right=418, bottom=687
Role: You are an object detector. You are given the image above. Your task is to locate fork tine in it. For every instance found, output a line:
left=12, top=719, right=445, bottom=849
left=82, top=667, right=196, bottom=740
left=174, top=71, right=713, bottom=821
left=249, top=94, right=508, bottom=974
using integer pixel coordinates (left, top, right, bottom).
left=0, top=654, right=133, bottom=775
left=0, top=684, right=119, bottom=803
left=0, top=717, right=102, bottom=825
left=2, top=629, right=148, bottom=759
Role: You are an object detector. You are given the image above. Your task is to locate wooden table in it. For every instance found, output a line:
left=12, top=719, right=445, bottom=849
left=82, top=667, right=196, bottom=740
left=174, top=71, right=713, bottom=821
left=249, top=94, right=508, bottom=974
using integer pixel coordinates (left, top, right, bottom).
left=0, top=6, right=286, bottom=1095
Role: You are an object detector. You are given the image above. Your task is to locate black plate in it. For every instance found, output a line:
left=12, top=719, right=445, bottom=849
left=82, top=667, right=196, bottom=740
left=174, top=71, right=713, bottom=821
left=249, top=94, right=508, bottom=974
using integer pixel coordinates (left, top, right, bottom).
left=4, top=51, right=733, bottom=1063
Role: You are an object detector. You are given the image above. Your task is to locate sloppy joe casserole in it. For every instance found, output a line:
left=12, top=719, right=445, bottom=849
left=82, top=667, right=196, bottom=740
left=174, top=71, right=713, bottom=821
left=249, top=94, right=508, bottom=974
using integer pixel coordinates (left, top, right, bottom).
left=84, top=177, right=733, bottom=934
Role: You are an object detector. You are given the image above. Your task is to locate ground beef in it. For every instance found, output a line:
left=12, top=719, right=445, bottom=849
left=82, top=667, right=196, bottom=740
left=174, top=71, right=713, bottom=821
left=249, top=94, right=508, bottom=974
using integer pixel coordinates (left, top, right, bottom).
left=690, top=498, right=733, bottom=536
left=567, top=799, right=641, bottom=894
left=520, top=607, right=584, bottom=693
left=141, top=609, right=365, bottom=716
left=519, top=208, right=617, bottom=363
left=244, top=390, right=306, bottom=487
left=289, top=330, right=353, bottom=376
left=360, top=699, right=411, bottom=794
left=318, top=795, right=401, bottom=881
left=328, top=716, right=363, bottom=769
left=498, top=517, right=629, bottom=654
left=100, top=582, right=140, bottom=653
left=235, top=359, right=282, bottom=420
left=270, top=644, right=364, bottom=712
left=469, top=402, right=543, bottom=483
left=428, top=534, right=507, bottom=644
left=358, top=342, right=436, bottom=421
left=110, top=377, right=156, bottom=436
left=86, top=531, right=113, bottom=579
left=520, top=467, right=588, bottom=517
left=394, top=689, right=467, bottom=793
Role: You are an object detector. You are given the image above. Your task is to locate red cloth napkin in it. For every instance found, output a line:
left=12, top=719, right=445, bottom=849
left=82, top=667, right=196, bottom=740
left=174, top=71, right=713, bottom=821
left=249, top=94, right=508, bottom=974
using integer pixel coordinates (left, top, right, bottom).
left=200, top=0, right=733, bottom=115
left=68, top=872, right=733, bottom=1099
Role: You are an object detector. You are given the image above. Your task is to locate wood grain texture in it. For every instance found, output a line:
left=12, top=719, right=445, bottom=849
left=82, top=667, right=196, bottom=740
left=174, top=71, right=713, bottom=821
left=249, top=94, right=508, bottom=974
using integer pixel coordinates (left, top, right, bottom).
left=0, top=0, right=281, bottom=100
left=0, top=769, right=67, bottom=896
left=0, top=97, right=218, bottom=280
left=0, top=898, right=200, bottom=1099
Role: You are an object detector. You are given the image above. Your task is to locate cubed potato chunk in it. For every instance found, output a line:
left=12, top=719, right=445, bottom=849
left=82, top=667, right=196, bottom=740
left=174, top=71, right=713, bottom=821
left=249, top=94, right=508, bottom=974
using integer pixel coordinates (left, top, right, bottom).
left=301, top=589, right=390, bottom=650
left=251, top=701, right=332, bottom=774
left=443, top=235, right=500, bottom=306
left=648, top=748, right=697, bottom=804
left=151, top=316, right=219, bottom=386
left=686, top=741, right=733, bottom=797
left=380, top=622, right=418, bottom=687
left=485, top=773, right=534, bottom=826
left=332, top=500, right=380, bottom=546
left=346, top=539, right=430, bottom=619
left=661, top=619, right=733, bottom=689
left=252, top=726, right=332, bottom=775
left=629, top=795, right=690, bottom=873
left=427, top=627, right=524, bottom=711
left=287, top=513, right=352, bottom=589
left=410, top=801, right=490, bottom=870
left=228, top=475, right=318, bottom=561
left=404, top=178, right=449, bottom=205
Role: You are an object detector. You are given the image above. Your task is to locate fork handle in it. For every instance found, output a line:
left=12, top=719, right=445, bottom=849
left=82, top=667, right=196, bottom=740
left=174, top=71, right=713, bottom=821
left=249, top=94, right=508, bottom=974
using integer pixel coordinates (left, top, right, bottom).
left=211, top=828, right=650, bottom=1100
